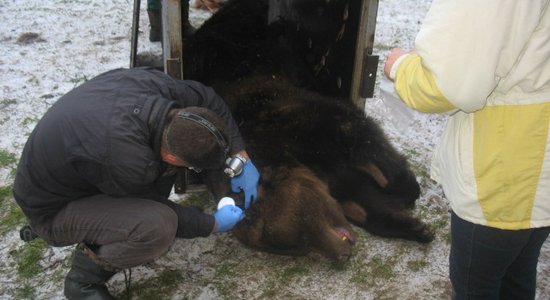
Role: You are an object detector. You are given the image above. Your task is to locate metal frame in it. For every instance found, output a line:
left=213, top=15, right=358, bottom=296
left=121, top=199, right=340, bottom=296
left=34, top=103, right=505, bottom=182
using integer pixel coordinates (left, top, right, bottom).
left=352, top=0, right=380, bottom=108
left=130, top=0, right=141, bottom=68
left=131, top=0, right=379, bottom=105
left=129, top=0, right=184, bottom=80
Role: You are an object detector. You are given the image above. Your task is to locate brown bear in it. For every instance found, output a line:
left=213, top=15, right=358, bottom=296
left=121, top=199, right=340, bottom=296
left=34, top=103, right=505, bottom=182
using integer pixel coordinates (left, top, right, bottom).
left=186, top=0, right=434, bottom=263
left=233, top=165, right=356, bottom=264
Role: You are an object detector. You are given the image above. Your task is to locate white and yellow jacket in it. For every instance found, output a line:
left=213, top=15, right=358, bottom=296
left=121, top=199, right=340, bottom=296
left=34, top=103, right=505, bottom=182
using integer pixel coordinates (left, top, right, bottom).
left=390, top=0, right=550, bottom=230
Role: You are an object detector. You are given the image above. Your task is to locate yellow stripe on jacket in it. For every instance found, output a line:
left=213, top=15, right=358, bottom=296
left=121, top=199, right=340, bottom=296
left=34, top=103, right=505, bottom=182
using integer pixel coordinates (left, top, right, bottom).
left=473, top=104, right=550, bottom=229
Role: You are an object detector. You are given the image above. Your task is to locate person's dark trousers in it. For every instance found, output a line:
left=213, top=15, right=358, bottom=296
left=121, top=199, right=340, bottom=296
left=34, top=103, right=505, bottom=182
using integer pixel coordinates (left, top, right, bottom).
left=31, top=195, right=178, bottom=269
left=450, top=210, right=550, bottom=300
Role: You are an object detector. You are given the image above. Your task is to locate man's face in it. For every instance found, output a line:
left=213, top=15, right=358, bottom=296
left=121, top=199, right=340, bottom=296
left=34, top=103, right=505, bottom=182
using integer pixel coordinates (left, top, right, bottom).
left=160, top=147, right=203, bottom=173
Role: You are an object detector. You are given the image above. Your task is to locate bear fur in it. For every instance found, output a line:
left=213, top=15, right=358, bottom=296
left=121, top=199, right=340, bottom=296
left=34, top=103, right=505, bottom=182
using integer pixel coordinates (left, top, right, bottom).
left=185, top=0, right=434, bottom=263
left=233, top=165, right=356, bottom=264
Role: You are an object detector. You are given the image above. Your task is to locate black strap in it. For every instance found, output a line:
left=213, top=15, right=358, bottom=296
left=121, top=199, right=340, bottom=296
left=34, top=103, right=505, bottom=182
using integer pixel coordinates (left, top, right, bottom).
left=177, top=111, right=229, bottom=156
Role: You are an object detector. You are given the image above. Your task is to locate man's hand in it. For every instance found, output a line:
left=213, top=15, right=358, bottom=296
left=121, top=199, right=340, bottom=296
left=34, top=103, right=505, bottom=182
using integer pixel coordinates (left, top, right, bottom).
left=213, top=205, right=245, bottom=232
left=230, top=160, right=260, bottom=209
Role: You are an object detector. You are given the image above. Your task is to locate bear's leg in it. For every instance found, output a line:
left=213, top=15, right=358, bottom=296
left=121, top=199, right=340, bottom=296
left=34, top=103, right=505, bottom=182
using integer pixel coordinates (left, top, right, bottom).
left=328, top=167, right=433, bottom=243
left=364, top=210, right=434, bottom=243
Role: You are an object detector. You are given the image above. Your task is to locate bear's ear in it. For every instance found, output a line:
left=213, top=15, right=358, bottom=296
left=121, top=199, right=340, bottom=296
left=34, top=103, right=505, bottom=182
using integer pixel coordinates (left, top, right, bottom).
left=359, top=163, right=388, bottom=188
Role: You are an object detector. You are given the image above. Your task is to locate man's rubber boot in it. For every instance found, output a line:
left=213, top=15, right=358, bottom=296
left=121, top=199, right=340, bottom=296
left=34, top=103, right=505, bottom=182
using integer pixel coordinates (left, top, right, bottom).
left=64, top=244, right=117, bottom=300
left=147, top=9, right=162, bottom=42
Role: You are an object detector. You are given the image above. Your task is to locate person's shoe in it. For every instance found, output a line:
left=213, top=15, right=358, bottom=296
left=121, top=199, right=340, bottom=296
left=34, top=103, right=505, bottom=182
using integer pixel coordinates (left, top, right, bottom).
left=64, top=244, right=118, bottom=300
left=147, top=10, right=162, bottom=42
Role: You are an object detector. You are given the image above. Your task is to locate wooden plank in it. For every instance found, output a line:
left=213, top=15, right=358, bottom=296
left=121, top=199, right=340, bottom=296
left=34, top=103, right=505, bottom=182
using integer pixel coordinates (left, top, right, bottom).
left=163, top=0, right=196, bottom=193
left=162, top=0, right=183, bottom=79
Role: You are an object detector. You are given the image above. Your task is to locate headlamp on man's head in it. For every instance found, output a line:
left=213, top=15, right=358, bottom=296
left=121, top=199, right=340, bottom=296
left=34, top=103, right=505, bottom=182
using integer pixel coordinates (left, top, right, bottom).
left=175, top=110, right=247, bottom=178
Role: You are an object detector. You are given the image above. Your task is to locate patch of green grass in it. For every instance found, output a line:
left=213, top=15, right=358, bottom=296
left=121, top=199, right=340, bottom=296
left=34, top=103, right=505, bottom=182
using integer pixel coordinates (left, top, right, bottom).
left=350, top=259, right=369, bottom=286
left=407, top=259, right=428, bottom=272
left=26, top=75, right=40, bottom=86
left=351, top=255, right=397, bottom=287
left=260, top=285, right=279, bottom=299
left=180, top=192, right=211, bottom=210
left=329, top=261, right=348, bottom=272
left=367, top=256, right=396, bottom=280
left=12, top=284, right=35, bottom=300
left=69, top=74, right=89, bottom=87
left=374, top=43, right=395, bottom=51
left=0, top=184, right=13, bottom=202
left=0, top=149, right=17, bottom=167
left=409, top=160, right=431, bottom=180
left=115, top=269, right=185, bottom=300
left=256, top=259, right=311, bottom=298
left=279, top=264, right=310, bottom=285
left=399, top=147, right=433, bottom=183
left=213, top=263, right=240, bottom=299
left=21, top=116, right=39, bottom=127
left=416, top=204, right=449, bottom=243
left=430, top=215, right=449, bottom=232
left=442, top=230, right=452, bottom=245
left=215, top=263, right=236, bottom=278
left=0, top=116, right=9, bottom=126
left=0, top=98, right=17, bottom=109
left=0, top=149, right=17, bottom=183
left=0, top=192, right=27, bottom=236
left=10, top=239, right=48, bottom=279
left=51, top=265, right=68, bottom=284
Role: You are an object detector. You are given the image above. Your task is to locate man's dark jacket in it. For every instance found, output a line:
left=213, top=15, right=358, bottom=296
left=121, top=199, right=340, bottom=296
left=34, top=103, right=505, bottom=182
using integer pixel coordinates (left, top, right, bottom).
left=13, top=67, right=244, bottom=238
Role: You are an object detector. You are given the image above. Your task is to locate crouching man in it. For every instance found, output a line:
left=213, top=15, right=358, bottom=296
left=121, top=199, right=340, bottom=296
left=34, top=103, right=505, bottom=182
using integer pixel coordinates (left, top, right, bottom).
left=13, top=67, right=260, bottom=299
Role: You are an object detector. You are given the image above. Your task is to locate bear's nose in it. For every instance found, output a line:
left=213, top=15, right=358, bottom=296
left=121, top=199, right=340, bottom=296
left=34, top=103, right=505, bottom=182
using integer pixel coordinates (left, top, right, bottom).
left=335, top=226, right=355, bottom=245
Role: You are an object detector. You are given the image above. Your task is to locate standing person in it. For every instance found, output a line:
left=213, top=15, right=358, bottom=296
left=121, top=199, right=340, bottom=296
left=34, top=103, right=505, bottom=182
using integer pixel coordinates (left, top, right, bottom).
left=383, top=1, right=550, bottom=299
left=13, top=67, right=260, bottom=299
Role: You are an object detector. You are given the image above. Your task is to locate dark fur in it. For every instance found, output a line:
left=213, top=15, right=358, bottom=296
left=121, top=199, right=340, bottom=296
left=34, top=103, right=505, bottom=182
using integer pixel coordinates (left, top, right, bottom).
left=188, top=0, right=434, bottom=263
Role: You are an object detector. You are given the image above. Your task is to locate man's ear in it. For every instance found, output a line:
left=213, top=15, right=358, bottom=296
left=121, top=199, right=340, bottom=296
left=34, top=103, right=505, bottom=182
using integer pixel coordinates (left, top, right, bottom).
left=161, top=147, right=185, bottom=166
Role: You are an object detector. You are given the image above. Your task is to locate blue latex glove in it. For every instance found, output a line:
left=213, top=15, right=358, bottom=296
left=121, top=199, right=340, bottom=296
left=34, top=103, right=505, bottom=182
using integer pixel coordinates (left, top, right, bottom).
left=213, top=205, right=245, bottom=232
left=230, top=160, right=260, bottom=209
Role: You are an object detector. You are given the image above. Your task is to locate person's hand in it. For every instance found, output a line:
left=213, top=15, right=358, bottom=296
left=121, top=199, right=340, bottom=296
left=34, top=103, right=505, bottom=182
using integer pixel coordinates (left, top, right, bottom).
left=213, top=205, right=245, bottom=232
left=384, top=48, right=409, bottom=80
left=230, top=160, right=260, bottom=209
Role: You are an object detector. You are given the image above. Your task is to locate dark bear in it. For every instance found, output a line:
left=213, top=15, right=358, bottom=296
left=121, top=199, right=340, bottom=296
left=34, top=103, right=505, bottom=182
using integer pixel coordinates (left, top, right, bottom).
left=186, top=0, right=434, bottom=263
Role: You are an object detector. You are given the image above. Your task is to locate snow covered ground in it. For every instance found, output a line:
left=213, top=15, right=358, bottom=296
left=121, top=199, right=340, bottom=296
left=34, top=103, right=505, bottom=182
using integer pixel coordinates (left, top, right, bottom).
left=0, top=0, right=548, bottom=299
